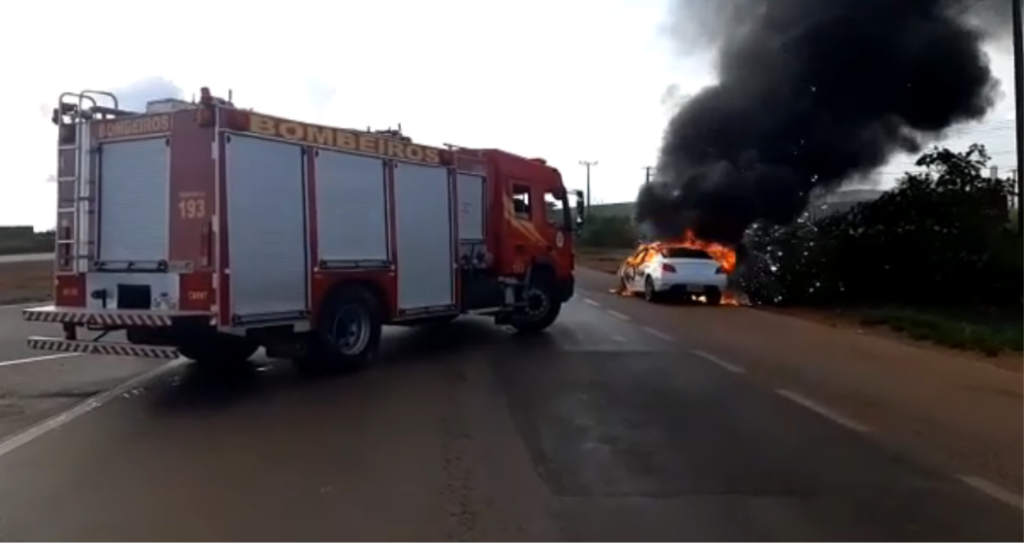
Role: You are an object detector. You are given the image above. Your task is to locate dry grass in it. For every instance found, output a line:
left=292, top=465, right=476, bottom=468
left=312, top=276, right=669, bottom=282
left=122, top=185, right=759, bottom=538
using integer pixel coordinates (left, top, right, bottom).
left=0, top=261, right=53, bottom=305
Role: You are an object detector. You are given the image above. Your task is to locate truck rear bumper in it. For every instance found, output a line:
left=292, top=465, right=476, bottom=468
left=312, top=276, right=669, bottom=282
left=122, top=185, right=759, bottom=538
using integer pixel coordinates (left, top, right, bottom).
left=23, top=305, right=214, bottom=327
left=26, top=337, right=181, bottom=359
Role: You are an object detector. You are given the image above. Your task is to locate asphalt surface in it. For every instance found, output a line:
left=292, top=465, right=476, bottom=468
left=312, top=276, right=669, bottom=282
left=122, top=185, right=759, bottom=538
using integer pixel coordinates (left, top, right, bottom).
left=0, top=277, right=1020, bottom=541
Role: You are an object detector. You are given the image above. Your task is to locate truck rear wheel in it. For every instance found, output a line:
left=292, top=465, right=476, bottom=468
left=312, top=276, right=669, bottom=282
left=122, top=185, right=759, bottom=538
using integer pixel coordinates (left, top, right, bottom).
left=293, top=285, right=383, bottom=376
left=509, top=284, right=562, bottom=334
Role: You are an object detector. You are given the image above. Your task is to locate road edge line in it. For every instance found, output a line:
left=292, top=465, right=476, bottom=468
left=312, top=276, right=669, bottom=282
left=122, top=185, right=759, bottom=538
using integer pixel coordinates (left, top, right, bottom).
left=607, top=310, right=630, bottom=321
left=689, top=349, right=745, bottom=374
left=957, top=475, right=1024, bottom=510
left=775, top=388, right=871, bottom=433
left=0, top=357, right=188, bottom=459
left=642, top=326, right=674, bottom=342
left=0, top=353, right=82, bottom=368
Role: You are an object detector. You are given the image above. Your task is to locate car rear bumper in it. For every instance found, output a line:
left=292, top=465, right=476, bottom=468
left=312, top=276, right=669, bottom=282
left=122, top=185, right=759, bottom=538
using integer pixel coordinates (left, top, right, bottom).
left=654, top=277, right=728, bottom=293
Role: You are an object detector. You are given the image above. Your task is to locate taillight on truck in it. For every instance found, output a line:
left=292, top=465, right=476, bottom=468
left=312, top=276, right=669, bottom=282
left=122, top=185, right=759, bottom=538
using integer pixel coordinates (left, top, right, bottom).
left=715, top=266, right=726, bottom=274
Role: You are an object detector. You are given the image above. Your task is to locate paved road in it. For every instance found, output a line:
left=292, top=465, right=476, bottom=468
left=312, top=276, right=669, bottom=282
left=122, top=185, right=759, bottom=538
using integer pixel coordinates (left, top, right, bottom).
left=0, top=280, right=1020, bottom=540
left=572, top=267, right=1024, bottom=499
left=0, top=304, right=160, bottom=440
left=0, top=252, right=52, bottom=264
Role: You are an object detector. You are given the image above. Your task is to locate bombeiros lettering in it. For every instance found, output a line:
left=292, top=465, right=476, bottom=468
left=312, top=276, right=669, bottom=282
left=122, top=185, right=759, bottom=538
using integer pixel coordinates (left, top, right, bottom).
left=97, top=115, right=171, bottom=140
left=248, top=113, right=441, bottom=165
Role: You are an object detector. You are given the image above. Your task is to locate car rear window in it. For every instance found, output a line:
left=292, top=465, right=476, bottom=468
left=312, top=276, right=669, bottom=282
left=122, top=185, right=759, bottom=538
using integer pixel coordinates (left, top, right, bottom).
left=663, top=247, right=713, bottom=259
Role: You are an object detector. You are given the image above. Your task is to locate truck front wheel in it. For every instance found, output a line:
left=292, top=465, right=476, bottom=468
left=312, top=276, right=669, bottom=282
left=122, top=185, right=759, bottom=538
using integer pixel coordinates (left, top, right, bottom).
left=509, top=284, right=562, bottom=334
left=293, top=285, right=383, bottom=376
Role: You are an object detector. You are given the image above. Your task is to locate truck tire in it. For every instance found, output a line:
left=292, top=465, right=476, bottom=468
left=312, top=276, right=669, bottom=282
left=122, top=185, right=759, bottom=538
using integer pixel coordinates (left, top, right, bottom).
left=509, top=284, right=562, bottom=334
left=293, top=284, right=383, bottom=376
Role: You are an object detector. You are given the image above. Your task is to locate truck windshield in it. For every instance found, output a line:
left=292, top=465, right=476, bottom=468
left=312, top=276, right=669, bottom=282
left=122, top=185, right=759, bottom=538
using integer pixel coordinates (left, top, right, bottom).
left=544, top=190, right=571, bottom=230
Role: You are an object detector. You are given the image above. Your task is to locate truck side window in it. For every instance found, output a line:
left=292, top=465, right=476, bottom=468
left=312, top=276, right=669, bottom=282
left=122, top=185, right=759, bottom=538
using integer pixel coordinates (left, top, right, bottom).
left=512, top=185, right=531, bottom=219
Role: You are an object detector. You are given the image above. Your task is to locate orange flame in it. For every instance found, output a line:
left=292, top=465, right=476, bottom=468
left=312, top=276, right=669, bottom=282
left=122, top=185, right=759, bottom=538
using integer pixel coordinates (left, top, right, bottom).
left=664, top=230, right=737, bottom=274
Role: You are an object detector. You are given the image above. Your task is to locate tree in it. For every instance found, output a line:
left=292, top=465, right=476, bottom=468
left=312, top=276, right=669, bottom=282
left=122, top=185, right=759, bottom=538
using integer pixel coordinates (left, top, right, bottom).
left=737, top=145, right=1021, bottom=308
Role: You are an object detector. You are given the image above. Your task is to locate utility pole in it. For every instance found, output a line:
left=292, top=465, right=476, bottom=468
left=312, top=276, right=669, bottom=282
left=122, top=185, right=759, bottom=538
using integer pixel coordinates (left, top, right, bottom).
left=643, top=166, right=654, bottom=184
left=1014, top=0, right=1023, bottom=233
left=579, top=160, right=597, bottom=211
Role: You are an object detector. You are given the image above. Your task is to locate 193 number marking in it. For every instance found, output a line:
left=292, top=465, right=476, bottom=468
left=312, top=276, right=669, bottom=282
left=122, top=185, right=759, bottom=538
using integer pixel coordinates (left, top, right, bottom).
left=178, top=198, right=206, bottom=219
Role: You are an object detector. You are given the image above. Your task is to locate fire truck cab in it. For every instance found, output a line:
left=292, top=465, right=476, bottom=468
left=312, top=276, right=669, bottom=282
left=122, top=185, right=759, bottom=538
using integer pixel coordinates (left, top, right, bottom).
left=25, top=88, right=585, bottom=374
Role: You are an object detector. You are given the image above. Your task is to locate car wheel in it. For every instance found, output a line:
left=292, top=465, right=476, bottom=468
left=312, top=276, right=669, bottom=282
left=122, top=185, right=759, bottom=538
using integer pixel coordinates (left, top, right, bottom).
left=643, top=276, right=660, bottom=303
left=705, top=290, right=722, bottom=306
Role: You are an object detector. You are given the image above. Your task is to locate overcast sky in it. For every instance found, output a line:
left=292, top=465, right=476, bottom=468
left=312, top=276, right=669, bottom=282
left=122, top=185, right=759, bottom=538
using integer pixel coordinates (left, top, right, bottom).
left=0, top=0, right=1017, bottom=229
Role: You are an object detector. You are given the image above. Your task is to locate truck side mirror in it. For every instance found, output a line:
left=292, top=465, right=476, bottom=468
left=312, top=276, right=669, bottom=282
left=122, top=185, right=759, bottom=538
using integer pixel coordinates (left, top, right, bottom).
left=574, top=189, right=586, bottom=229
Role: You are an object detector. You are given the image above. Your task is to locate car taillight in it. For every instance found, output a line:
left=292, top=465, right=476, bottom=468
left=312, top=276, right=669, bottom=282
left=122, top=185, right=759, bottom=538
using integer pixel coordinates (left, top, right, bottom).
left=662, top=263, right=677, bottom=273
left=715, top=266, right=726, bottom=274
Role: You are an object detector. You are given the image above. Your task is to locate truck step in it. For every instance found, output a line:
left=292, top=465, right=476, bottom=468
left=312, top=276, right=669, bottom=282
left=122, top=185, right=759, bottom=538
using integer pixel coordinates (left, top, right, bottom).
left=27, top=336, right=180, bottom=359
left=23, top=305, right=214, bottom=327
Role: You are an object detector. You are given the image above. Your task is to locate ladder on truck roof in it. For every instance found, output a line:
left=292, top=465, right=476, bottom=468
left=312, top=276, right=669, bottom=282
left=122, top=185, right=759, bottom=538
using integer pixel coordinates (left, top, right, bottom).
left=53, top=91, right=134, bottom=276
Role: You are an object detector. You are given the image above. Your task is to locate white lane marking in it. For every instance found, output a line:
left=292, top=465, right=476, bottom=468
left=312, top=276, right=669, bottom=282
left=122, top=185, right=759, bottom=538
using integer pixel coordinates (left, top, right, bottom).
left=689, top=349, right=745, bottom=374
left=958, top=476, right=1024, bottom=510
left=609, top=335, right=626, bottom=342
left=607, top=310, right=631, bottom=321
left=642, top=326, right=674, bottom=342
left=0, top=353, right=81, bottom=368
left=775, top=389, right=871, bottom=433
left=583, top=298, right=601, bottom=307
left=0, top=357, right=188, bottom=459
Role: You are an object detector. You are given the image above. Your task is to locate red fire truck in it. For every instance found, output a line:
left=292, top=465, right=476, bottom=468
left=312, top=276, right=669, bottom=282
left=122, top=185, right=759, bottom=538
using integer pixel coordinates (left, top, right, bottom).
left=24, top=88, right=585, bottom=374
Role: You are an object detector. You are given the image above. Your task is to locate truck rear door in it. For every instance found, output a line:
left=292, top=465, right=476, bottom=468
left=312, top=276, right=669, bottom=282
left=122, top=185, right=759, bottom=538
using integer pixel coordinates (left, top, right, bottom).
left=96, top=136, right=170, bottom=267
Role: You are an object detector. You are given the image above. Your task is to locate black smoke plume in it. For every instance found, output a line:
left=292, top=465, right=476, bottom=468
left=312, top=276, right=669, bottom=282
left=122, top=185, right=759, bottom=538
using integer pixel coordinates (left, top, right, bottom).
left=638, top=0, right=1007, bottom=245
